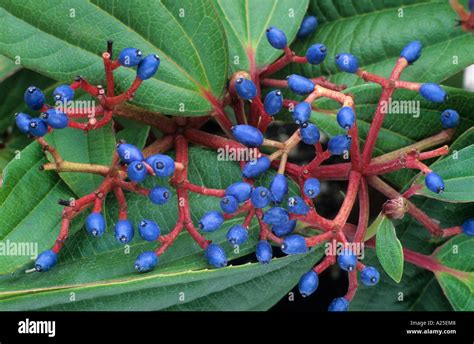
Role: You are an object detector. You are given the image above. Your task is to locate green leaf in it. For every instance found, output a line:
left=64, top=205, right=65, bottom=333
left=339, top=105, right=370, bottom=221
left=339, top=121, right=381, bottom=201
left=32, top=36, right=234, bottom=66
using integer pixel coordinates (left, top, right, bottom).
left=417, top=145, right=474, bottom=203
left=46, top=123, right=116, bottom=197
left=0, top=253, right=319, bottom=311
left=310, top=84, right=474, bottom=187
left=0, top=0, right=228, bottom=115
left=214, top=0, right=309, bottom=73
left=434, top=235, right=474, bottom=311
left=290, top=1, right=474, bottom=86
left=375, top=215, right=404, bottom=283
left=0, top=142, right=81, bottom=274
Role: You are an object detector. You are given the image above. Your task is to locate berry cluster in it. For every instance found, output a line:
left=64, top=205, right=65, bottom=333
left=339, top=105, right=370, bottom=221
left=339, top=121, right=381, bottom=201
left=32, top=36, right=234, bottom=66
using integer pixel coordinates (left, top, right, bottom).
left=17, top=17, right=473, bottom=312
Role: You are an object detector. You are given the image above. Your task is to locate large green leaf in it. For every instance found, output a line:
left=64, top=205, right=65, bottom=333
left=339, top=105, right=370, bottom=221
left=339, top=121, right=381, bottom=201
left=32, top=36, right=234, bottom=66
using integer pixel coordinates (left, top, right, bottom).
left=0, top=253, right=319, bottom=311
left=214, top=0, right=309, bottom=73
left=310, top=84, right=474, bottom=187
left=375, top=216, right=404, bottom=283
left=417, top=145, right=474, bottom=203
left=289, top=1, right=474, bottom=86
left=0, top=142, right=82, bottom=274
left=434, top=235, right=474, bottom=311
left=0, top=0, right=228, bottom=115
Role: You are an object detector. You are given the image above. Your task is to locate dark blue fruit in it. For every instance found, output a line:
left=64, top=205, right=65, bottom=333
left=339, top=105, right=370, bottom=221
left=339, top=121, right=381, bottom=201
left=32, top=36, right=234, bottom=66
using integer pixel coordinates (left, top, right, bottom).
left=134, top=251, right=158, bottom=272
left=287, top=74, right=315, bottom=95
left=328, top=135, right=351, bottom=155
left=400, top=41, right=422, bottom=63
left=269, top=173, right=288, bottom=203
left=85, top=212, right=106, bottom=237
left=15, top=113, right=32, bottom=134
left=227, top=225, right=248, bottom=246
left=138, top=220, right=160, bottom=241
left=198, top=211, right=224, bottom=232
left=288, top=196, right=310, bottom=215
left=232, top=125, right=264, bottom=147
left=235, top=78, right=257, bottom=99
left=118, top=47, right=143, bottom=67
left=53, top=84, right=75, bottom=102
left=425, top=172, right=444, bottom=194
left=440, top=109, right=460, bottom=129
left=336, top=107, right=355, bottom=129
left=281, top=235, right=308, bottom=254
left=335, top=53, right=359, bottom=73
left=28, top=118, right=48, bottom=137
left=137, top=54, right=160, bottom=80
left=251, top=186, right=271, bottom=208
left=127, top=161, right=148, bottom=183
left=145, top=154, right=175, bottom=177
left=298, top=270, right=319, bottom=297
left=306, top=44, right=327, bottom=65
left=297, top=15, right=318, bottom=39
left=263, top=207, right=289, bottom=226
left=328, top=297, right=349, bottom=312
left=114, top=219, right=134, bottom=244
left=117, top=143, right=144, bottom=164
left=419, top=83, right=447, bottom=103
left=293, top=102, right=311, bottom=125
left=256, top=240, right=273, bottom=264
left=220, top=195, right=239, bottom=214
left=266, top=26, right=287, bottom=49
left=35, top=250, right=58, bottom=272
left=303, top=178, right=321, bottom=198
left=24, top=86, right=45, bottom=110
left=272, top=219, right=297, bottom=237
left=205, top=243, right=228, bottom=268
left=42, top=109, right=68, bottom=129
left=300, top=123, right=320, bottom=145
left=264, top=90, right=283, bottom=116
left=226, top=182, right=252, bottom=203
left=149, top=186, right=171, bottom=204
left=242, top=156, right=271, bottom=178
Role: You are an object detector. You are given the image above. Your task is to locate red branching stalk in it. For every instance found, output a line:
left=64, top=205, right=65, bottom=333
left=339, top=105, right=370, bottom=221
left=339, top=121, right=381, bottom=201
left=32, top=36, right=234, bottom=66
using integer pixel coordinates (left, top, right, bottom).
left=35, top=38, right=466, bottom=307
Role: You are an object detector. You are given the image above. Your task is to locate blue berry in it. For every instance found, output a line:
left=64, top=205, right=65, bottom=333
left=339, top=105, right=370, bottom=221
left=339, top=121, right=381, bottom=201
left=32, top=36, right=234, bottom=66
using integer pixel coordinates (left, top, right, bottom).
left=400, top=41, right=422, bottom=63
left=287, top=74, right=315, bottom=95
left=263, top=207, right=289, bottom=226
left=235, top=78, right=257, bottom=99
left=256, top=240, right=273, bottom=264
left=425, top=172, right=445, bottom=194
left=297, top=16, right=318, bottom=39
left=232, top=125, right=264, bottom=147
left=149, top=186, right=171, bottom=205
left=360, top=266, right=380, bottom=286
left=264, top=90, right=283, bottom=116
left=134, top=251, right=158, bottom=272
left=288, top=196, right=310, bottom=215
left=440, top=109, right=460, bottom=129
left=281, top=234, right=308, bottom=254
left=28, top=118, right=48, bottom=137
left=269, top=173, right=288, bottom=203
left=242, top=156, right=271, bottom=178
left=298, top=270, right=319, bottom=297
left=24, top=86, right=45, bottom=110
left=53, top=84, right=75, bottom=103
left=226, top=182, right=252, bottom=203
left=117, top=142, right=144, bottom=164
left=145, top=154, right=175, bottom=177
left=300, top=123, right=320, bottom=145
left=419, top=83, right=447, bottom=103
left=328, top=135, right=351, bottom=155
left=41, top=109, right=68, bottom=129
left=251, top=186, right=271, bottom=208
left=470, top=0, right=474, bottom=11
left=272, top=219, right=297, bottom=237
left=198, top=211, right=224, bottom=232
left=118, top=47, right=143, bottom=67
left=304, top=178, right=321, bottom=198
left=85, top=212, right=106, bottom=237
left=114, top=219, right=134, bottom=244
left=127, top=161, right=148, bottom=182
left=205, top=243, right=228, bottom=268
left=328, top=297, right=349, bottom=312
left=336, top=107, right=355, bottom=129
left=138, top=220, right=160, bottom=241
left=227, top=225, right=248, bottom=246
left=293, top=102, right=311, bottom=125
left=15, top=112, right=32, bottom=134
left=220, top=195, right=239, bottom=214
left=137, top=54, right=160, bottom=80
left=335, top=53, right=359, bottom=73
left=462, top=218, right=474, bottom=236
left=306, top=44, right=327, bottom=65
left=35, top=250, right=58, bottom=272
left=337, top=249, right=357, bottom=271
left=266, top=26, right=287, bottom=49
